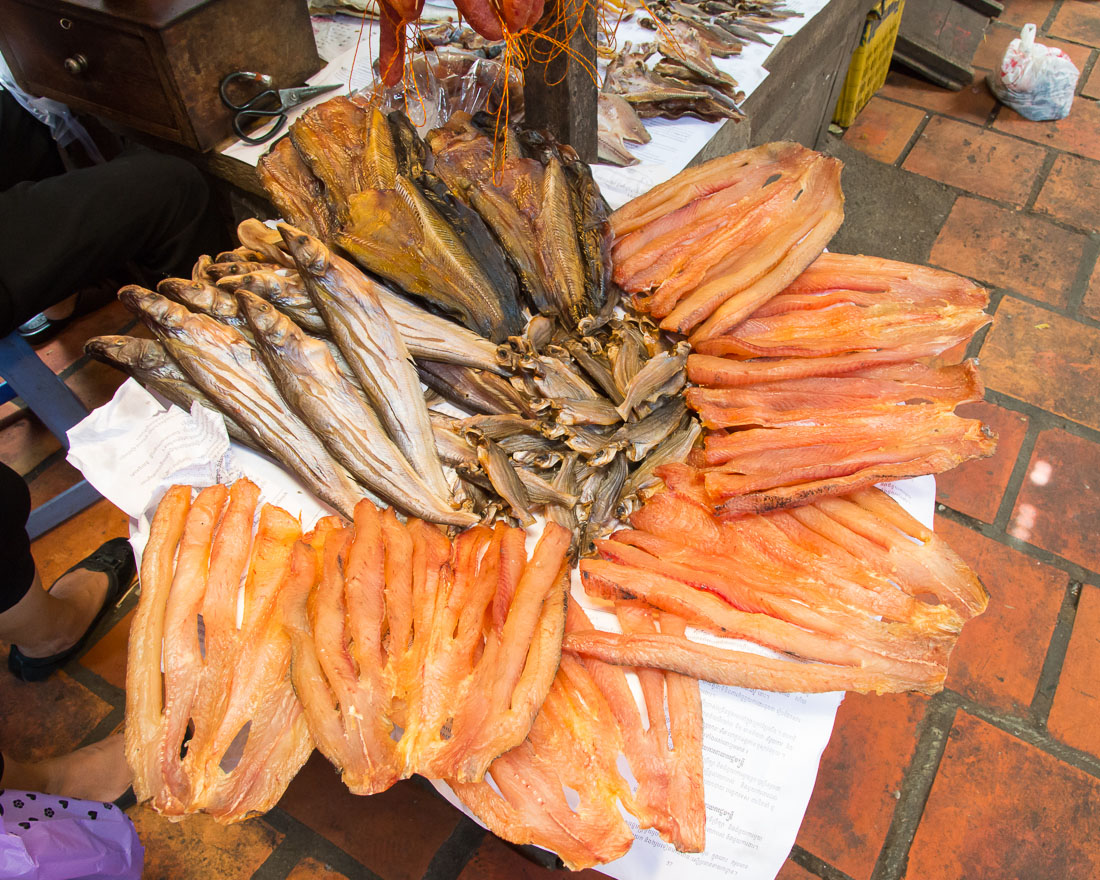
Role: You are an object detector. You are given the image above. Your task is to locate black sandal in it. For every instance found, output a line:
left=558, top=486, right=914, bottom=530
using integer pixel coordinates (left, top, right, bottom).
left=8, top=537, right=137, bottom=682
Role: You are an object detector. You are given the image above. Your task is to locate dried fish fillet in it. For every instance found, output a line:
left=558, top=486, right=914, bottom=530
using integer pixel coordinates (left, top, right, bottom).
left=126, top=481, right=314, bottom=822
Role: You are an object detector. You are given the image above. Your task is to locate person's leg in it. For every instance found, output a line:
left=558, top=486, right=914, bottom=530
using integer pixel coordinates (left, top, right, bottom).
left=0, top=733, right=131, bottom=801
left=0, top=90, right=65, bottom=190
left=0, top=148, right=220, bottom=335
left=0, top=461, right=110, bottom=658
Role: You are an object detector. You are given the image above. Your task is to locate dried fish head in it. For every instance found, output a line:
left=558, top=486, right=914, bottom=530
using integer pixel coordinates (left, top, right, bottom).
left=278, top=223, right=330, bottom=278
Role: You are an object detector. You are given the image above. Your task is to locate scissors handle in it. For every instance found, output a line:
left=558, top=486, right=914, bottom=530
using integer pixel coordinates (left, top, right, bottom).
left=220, top=70, right=279, bottom=112
left=232, top=109, right=287, bottom=145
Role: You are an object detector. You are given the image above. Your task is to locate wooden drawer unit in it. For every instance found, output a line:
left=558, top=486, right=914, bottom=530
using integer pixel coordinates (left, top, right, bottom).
left=0, top=0, right=321, bottom=150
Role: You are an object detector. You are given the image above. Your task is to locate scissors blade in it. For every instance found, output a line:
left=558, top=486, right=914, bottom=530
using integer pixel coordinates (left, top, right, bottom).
left=277, top=83, right=344, bottom=111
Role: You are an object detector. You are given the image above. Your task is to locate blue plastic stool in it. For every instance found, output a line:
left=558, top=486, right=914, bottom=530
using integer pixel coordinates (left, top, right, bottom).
left=0, top=332, right=102, bottom=539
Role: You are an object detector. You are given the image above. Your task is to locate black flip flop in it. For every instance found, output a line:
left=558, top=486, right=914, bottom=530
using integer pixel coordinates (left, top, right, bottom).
left=8, top=537, right=137, bottom=682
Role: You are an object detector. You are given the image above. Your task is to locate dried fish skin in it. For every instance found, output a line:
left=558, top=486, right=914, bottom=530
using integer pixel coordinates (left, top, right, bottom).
left=258, top=135, right=334, bottom=241
left=118, top=285, right=364, bottom=518
left=338, top=176, right=523, bottom=342
left=279, top=225, right=454, bottom=503
left=238, top=291, right=476, bottom=527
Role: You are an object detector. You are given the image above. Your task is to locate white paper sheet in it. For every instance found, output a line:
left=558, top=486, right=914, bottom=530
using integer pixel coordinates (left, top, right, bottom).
left=66, top=381, right=935, bottom=880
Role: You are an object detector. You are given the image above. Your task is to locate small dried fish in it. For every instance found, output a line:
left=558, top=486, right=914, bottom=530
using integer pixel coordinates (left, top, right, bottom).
left=477, top=440, right=536, bottom=525
left=580, top=451, right=629, bottom=555
left=516, top=466, right=579, bottom=507
left=610, top=397, right=688, bottom=462
left=419, top=361, right=530, bottom=416
left=619, top=416, right=702, bottom=513
left=560, top=338, right=623, bottom=404
left=546, top=454, right=581, bottom=553
left=616, top=341, right=690, bottom=420
left=552, top=397, right=623, bottom=426
left=458, top=414, right=543, bottom=441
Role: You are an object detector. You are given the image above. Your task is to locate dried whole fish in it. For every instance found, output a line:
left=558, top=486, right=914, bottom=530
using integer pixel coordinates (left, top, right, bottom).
left=118, top=285, right=365, bottom=518
left=598, top=94, right=651, bottom=167
left=339, top=175, right=523, bottom=343
left=280, top=224, right=454, bottom=503
left=238, top=290, right=476, bottom=527
left=216, top=270, right=330, bottom=337
left=617, top=341, right=690, bottom=420
left=84, top=335, right=255, bottom=448
left=258, top=135, right=334, bottom=241
left=419, top=360, right=530, bottom=416
left=477, top=439, right=536, bottom=525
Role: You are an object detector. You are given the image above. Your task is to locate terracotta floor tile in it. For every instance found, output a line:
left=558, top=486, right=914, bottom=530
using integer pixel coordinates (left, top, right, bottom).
left=934, top=517, right=1066, bottom=713
left=841, top=97, right=926, bottom=164
left=974, top=21, right=1092, bottom=73
left=1048, top=0, right=1100, bottom=47
left=128, top=804, right=282, bottom=879
left=286, top=856, right=352, bottom=880
left=902, top=116, right=1047, bottom=204
left=1009, top=428, right=1100, bottom=570
left=30, top=497, right=130, bottom=590
left=935, top=400, right=1029, bottom=522
left=36, top=300, right=134, bottom=375
left=993, top=93, right=1100, bottom=162
left=64, top=358, right=127, bottom=412
left=0, top=413, right=62, bottom=477
left=904, top=711, right=1100, bottom=878
left=879, top=68, right=997, bottom=125
left=997, top=0, right=1057, bottom=28
left=1048, top=583, right=1100, bottom=759
left=79, top=607, right=134, bottom=691
left=796, top=692, right=926, bottom=880
left=279, top=754, right=461, bottom=880
left=26, top=457, right=83, bottom=508
left=1081, top=63, right=1100, bottom=100
left=775, top=860, right=819, bottom=880
left=1034, top=153, right=1100, bottom=230
left=929, top=197, right=1086, bottom=306
left=981, top=299, right=1100, bottom=430
left=456, top=834, right=610, bottom=880
left=1081, top=259, right=1100, bottom=321
left=0, top=669, right=113, bottom=761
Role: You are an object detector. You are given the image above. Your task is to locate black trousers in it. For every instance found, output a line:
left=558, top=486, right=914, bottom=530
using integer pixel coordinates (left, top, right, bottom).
left=0, top=460, right=35, bottom=613
left=0, top=89, right=218, bottom=336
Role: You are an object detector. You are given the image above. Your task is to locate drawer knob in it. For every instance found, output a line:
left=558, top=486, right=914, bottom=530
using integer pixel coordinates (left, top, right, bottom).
left=63, top=54, right=88, bottom=76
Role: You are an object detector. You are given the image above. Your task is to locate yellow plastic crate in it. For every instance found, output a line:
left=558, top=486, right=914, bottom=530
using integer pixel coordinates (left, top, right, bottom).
left=833, top=0, right=906, bottom=127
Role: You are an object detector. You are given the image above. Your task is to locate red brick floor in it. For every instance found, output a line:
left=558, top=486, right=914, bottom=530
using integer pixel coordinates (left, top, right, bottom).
left=4, top=8, right=1100, bottom=880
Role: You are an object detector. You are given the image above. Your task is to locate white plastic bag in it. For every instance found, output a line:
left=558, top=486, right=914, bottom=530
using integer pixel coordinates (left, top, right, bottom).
left=987, top=24, right=1079, bottom=121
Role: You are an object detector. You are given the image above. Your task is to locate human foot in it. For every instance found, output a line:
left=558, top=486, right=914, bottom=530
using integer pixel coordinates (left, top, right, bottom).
left=14, top=567, right=109, bottom=659
left=34, top=734, right=132, bottom=802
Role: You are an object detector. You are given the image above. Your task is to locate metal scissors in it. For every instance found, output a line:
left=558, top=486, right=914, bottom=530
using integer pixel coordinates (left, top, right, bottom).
left=219, top=71, right=342, bottom=145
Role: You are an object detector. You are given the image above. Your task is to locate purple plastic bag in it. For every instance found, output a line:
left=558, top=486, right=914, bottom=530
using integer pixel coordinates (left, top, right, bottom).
left=0, top=790, right=143, bottom=880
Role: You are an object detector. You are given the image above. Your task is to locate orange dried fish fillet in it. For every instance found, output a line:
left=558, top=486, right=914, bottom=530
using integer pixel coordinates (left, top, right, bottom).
left=155, top=483, right=229, bottom=816
left=699, top=302, right=991, bottom=359
left=126, top=484, right=191, bottom=805
left=686, top=346, right=959, bottom=387
left=609, top=141, right=808, bottom=238
left=131, top=480, right=315, bottom=823
left=677, top=157, right=845, bottom=339
left=790, top=488, right=989, bottom=618
left=580, top=562, right=944, bottom=685
left=685, top=361, right=984, bottom=429
left=779, top=252, right=989, bottom=307
left=611, top=142, right=807, bottom=265
left=563, top=630, right=947, bottom=695
left=449, top=650, right=635, bottom=871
